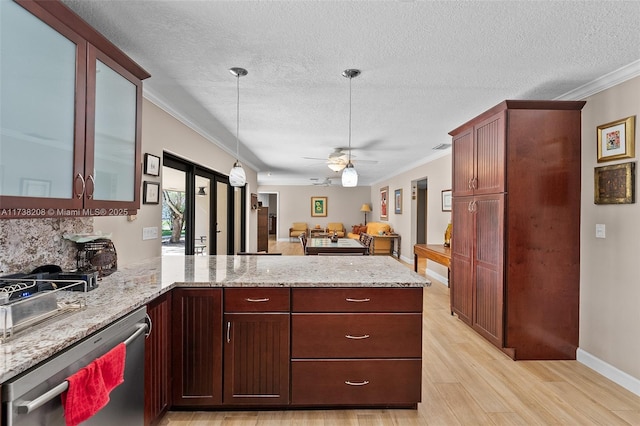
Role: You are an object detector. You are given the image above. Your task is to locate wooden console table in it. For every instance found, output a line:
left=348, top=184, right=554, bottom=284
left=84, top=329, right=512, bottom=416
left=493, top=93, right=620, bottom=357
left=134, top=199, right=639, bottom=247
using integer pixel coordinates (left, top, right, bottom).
left=414, top=244, right=451, bottom=284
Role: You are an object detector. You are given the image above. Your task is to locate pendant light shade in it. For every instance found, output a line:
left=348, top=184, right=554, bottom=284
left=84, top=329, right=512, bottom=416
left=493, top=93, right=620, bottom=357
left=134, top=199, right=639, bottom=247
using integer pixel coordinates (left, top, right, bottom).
left=341, top=69, right=360, bottom=187
left=342, top=163, right=358, bottom=187
left=229, top=67, right=247, bottom=187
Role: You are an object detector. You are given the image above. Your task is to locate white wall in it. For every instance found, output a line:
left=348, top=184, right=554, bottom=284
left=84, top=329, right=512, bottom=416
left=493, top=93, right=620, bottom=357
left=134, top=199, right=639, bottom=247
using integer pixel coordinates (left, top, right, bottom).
left=578, top=75, right=640, bottom=391
left=257, top=185, right=370, bottom=240
left=369, top=153, right=452, bottom=280
left=95, top=98, right=259, bottom=265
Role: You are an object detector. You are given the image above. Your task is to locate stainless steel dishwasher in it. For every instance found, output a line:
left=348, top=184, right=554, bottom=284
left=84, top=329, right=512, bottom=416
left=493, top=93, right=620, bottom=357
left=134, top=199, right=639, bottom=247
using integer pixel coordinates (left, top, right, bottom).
left=2, top=307, right=150, bottom=425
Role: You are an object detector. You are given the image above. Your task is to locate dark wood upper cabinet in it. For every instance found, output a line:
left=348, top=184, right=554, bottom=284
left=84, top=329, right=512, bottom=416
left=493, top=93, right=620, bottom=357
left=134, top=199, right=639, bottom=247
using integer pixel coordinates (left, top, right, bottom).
left=0, top=0, right=149, bottom=218
left=449, top=100, right=585, bottom=360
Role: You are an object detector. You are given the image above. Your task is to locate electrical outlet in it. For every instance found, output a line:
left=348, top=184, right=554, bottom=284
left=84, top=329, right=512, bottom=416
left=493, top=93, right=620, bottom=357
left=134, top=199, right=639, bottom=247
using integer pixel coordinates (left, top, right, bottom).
left=143, top=226, right=159, bottom=240
left=595, top=224, right=605, bottom=239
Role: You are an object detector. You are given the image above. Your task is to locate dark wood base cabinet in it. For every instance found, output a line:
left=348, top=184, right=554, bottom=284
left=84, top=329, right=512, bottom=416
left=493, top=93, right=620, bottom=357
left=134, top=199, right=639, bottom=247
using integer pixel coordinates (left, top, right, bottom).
left=161, top=286, right=422, bottom=412
left=171, top=288, right=223, bottom=406
left=291, top=359, right=421, bottom=406
left=223, top=288, right=290, bottom=405
left=291, top=287, right=423, bottom=407
left=144, top=291, right=171, bottom=426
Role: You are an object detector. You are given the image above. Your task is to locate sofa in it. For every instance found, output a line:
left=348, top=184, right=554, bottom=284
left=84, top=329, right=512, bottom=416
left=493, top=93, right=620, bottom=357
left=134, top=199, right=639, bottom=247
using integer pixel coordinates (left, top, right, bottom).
left=347, top=222, right=392, bottom=255
left=289, top=222, right=308, bottom=241
left=327, top=222, right=346, bottom=238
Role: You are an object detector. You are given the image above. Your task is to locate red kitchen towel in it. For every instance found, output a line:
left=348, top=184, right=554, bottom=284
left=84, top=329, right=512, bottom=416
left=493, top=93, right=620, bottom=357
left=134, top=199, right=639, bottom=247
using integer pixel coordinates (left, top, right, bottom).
left=95, top=342, right=126, bottom=392
left=61, top=362, right=109, bottom=426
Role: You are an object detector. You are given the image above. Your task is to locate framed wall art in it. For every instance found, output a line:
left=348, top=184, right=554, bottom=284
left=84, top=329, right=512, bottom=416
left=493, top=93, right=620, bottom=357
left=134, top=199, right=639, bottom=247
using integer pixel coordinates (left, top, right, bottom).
left=143, top=181, right=160, bottom=204
left=442, top=189, right=452, bottom=212
left=597, top=116, right=635, bottom=163
left=311, top=196, right=327, bottom=217
left=380, top=186, right=388, bottom=220
left=394, top=188, right=402, bottom=214
left=144, top=153, right=161, bottom=176
left=594, top=162, right=635, bottom=204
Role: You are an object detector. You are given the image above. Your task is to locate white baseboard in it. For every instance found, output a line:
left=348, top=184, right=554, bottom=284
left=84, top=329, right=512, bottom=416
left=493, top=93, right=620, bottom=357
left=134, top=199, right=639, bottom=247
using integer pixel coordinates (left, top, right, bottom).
left=577, top=348, right=640, bottom=397
left=425, top=268, right=448, bottom=287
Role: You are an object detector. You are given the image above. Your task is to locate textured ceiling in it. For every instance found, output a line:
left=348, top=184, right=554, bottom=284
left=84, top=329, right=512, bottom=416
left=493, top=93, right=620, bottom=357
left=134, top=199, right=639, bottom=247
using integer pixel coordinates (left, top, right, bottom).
left=60, top=0, right=640, bottom=186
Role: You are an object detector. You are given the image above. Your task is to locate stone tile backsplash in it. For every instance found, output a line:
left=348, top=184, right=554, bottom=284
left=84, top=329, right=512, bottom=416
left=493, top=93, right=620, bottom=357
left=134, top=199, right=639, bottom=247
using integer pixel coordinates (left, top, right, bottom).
left=0, top=218, right=93, bottom=274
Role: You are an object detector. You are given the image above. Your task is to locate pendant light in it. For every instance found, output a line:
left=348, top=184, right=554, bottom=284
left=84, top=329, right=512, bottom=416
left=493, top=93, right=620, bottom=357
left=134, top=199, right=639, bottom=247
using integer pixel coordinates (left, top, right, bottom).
left=341, top=69, right=360, bottom=187
left=229, top=67, right=248, bottom=187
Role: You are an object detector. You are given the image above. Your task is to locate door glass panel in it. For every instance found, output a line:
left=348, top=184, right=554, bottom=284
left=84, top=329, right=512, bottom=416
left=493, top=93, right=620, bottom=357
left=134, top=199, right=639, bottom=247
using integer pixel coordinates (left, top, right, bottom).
left=92, top=60, right=136, bottom=201
left=216, top=181, right=229, bottom=254
left=162, top=166, right=186, bottom=255
left=0, top=1, right=76, bottom=198
left=194, top=176, right=210, bottom=255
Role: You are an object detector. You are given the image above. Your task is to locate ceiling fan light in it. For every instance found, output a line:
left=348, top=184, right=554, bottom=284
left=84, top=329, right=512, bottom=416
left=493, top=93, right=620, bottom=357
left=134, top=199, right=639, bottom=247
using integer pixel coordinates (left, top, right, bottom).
left=229, top=161, right=246, bottom=187
left=328, top=162, right=345, bottom=172
left=342, top=163, right=358, bottom=187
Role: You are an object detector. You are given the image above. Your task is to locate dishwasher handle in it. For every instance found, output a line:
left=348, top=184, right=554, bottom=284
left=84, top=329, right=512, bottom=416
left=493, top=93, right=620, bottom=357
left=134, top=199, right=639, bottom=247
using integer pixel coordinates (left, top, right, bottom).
left=16, top=322, right=149, bottom=415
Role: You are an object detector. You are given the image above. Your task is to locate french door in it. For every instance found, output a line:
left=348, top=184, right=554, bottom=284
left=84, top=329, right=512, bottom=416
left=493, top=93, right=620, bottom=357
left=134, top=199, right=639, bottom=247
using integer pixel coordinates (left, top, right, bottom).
left=163, top=153, right=245, bottom=255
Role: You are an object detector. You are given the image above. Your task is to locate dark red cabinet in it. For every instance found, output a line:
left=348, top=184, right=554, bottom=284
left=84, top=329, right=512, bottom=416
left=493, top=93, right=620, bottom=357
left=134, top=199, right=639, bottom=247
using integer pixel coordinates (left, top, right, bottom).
left=144, top=291, right=171, bottom=426
left=450, top=100, right=585, bottom=360
left=171, top=288, right=223, bottom=406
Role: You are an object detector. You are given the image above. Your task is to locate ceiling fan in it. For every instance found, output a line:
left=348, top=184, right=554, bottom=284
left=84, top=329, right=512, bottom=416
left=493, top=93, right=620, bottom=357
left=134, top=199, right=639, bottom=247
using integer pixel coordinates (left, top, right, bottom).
left=303, top=148, right=377, bottom=172
left=310, top=177, right=337, bottom=186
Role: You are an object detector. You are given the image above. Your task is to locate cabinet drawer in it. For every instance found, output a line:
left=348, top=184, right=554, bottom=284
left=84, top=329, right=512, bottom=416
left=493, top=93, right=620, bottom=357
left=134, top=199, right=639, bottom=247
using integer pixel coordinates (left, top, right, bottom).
left=291, top=359, right=421, bottom=406
left=224, top=288, right=290, bottom=312
left=292, top=288, right=422, bottom=312
left=292, top=313, right=422, bottom=358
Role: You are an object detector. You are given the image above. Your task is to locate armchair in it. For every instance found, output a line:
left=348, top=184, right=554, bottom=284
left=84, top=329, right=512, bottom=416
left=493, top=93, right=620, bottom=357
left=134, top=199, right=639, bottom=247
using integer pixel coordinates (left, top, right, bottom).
left=289, top=222, right=308, bottom=241
left=327, top=222, right=346, bottom=238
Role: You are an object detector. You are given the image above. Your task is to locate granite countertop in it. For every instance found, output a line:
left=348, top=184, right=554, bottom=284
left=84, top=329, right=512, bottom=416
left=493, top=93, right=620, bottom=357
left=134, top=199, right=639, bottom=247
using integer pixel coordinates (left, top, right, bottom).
left=0, top=255, right=429, bottom=383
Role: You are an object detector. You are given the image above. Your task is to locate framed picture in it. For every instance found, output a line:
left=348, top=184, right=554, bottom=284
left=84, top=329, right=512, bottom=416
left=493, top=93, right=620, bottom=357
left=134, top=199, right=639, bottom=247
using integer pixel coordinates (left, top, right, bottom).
left=380, top=186, right=388, bottom=220
left=442, top=189, right=452, bottom=212
left=144, top=153, right=161, bottom=176
left=311, top=196, right=327, bottom=217
left=394, top=188, right=402, bottom=214
left=597, top=116, right=635, bottom=162
left=594, top=162, right=635, bottom=204
left=143, top=181, right=160, bottom=204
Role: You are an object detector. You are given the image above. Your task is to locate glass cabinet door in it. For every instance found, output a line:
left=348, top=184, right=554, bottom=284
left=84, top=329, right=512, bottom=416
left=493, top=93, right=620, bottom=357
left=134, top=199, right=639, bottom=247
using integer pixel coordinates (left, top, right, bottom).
left=85, top=46, right=141, bottom=208
left=0, top=0, right=86, bottom=209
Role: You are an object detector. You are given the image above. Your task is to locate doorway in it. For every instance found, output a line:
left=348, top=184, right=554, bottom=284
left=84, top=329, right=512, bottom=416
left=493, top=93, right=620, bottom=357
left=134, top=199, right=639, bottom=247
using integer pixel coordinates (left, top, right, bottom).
left=414, top=178, right=428, bottom=245
left=162, top=153, right=245, bottom=255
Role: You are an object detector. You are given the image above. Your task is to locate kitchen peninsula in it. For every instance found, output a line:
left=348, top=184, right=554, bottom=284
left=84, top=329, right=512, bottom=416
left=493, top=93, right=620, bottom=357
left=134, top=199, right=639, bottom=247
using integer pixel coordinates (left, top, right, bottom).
left=1, top=255, right=428, bottom=421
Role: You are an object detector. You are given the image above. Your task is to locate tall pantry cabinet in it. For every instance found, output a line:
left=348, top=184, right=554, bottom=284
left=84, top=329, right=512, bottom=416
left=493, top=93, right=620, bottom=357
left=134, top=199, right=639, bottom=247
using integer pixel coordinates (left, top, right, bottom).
left=449, top=100, right=585, bottom=360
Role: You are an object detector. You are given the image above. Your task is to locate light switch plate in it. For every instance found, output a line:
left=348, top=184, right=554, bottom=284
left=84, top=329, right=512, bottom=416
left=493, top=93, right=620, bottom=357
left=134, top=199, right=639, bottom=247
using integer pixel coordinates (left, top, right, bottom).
left=595, top=224, right=605, bottom=238
left=143, top=226, right=159, bottom=240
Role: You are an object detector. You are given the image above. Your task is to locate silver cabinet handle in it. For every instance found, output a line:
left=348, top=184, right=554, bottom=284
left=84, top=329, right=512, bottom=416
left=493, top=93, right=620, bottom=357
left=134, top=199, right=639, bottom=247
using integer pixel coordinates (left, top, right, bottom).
left=345, top=334, right=370, bottom=340
left=74, top=173, right=85, bottom=199
left=471, top=177, right=477, bottom=189
left=86, top=174, right=95, bottom=199
left=346, top=298, right=370, bottom=303
left=226, top=321, right=231, bottom=343
left=345, top=380, right=369, bottom=386
left=468, top=177, right=473, bottom=190
left=245, top=298, right=269, bottom=302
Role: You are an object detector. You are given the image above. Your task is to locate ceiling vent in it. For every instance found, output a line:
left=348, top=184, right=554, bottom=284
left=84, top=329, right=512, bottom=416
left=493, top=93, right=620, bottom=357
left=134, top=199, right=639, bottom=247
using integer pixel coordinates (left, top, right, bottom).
left=432, top=143, right=452, bottom=150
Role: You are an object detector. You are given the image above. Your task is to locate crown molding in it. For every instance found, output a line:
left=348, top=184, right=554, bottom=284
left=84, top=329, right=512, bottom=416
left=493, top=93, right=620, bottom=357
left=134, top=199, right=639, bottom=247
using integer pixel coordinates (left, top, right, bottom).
left=555, top=59, right=640, bottom=100
left=142, top=88, right=259, bottom=172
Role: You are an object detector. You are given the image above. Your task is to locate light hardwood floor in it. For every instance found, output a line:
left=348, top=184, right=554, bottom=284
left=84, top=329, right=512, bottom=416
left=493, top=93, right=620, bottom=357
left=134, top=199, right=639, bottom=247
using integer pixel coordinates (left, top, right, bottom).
left=159, top=237, right=640, bottom=425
